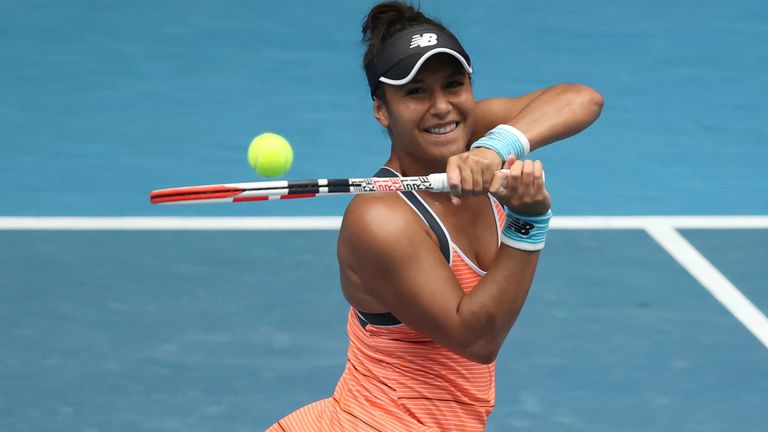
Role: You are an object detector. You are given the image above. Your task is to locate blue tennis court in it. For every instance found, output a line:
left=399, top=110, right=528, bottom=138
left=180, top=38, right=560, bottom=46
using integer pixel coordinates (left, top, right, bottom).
left=1, top=222, right=766, bottom=431
left=1, top=1, right=766, bottom=431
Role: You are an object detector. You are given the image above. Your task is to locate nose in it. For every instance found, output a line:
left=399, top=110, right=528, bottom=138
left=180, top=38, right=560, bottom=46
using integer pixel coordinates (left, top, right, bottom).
left=429, top=88, right=451, bottom=117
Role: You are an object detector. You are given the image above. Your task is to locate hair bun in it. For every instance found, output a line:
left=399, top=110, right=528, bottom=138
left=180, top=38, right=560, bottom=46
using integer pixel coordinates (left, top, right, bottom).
left=363, top=1, right=425, bottom=47
left=361, top=1, right=453, bottom=97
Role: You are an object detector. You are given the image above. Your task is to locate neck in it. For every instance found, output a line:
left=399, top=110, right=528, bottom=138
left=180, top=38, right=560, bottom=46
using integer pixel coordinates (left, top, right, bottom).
left=385, top=150, right=445, bottom=178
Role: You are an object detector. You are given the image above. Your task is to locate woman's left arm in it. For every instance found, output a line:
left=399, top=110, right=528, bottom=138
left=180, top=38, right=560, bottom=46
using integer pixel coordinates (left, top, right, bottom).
left=471, top=84, right=604, bottom=152
left=446, top=84, right=603, bottom=202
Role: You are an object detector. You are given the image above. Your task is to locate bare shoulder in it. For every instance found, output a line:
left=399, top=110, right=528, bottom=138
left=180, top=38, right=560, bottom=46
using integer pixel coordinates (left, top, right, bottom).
left=339, top=193, right=428, bottom=256
left=338, top=192, right=443, bottom=311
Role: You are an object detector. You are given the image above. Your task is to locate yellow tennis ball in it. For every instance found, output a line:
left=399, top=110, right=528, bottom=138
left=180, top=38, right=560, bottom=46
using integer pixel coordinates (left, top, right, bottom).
left=247, top=133, right=293, bottom=177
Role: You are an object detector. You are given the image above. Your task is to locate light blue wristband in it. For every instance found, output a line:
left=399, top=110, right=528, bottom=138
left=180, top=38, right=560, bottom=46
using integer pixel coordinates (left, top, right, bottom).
left=470, top=124, right=530, bottom=163
left=501, top=209, right=552, bottom=251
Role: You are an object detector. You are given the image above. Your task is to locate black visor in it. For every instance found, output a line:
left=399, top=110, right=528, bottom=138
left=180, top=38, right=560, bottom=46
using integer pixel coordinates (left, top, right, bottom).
left=365, top=24, right=472, bottom=96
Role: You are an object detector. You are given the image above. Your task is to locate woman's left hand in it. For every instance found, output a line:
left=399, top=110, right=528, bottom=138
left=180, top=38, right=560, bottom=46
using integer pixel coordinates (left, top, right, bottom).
left=445, top=147, right=502, bottom=205
left=490, top=157, right=551, bottom=216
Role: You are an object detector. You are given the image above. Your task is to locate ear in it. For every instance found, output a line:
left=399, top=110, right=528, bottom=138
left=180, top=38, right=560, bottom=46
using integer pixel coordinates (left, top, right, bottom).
left=373, top=96, right=390, bottom=129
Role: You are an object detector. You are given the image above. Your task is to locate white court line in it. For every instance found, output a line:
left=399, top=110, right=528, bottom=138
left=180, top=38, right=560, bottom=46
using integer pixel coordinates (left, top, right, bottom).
left=1, top=215, right=768, bottom=230
left=551, top=215, right=768, bottom=229
left=0, top=216, right=344, bottom=230
left=645, top=223, right=768, bottom=349
left=2, top=215, right=766, bottom=348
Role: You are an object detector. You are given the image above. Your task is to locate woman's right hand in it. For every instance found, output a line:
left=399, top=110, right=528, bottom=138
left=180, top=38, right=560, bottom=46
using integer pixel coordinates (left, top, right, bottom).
left=445, top=147, right=501, bottom=206
left=490, top=157, right=551, bottom=215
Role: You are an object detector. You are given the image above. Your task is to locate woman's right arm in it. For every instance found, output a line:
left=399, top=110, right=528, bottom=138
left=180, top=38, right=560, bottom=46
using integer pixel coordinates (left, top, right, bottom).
left=338, top=160, right=548, bottom=364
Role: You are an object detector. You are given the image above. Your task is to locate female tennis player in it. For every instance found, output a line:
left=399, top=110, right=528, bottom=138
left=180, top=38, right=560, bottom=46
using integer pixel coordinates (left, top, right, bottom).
left=268, top=1, right=602, bottom=431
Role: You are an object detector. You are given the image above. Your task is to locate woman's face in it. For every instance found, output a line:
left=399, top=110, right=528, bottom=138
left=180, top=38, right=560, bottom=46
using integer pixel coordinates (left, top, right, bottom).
left=375, top=54, right=475, bottom=171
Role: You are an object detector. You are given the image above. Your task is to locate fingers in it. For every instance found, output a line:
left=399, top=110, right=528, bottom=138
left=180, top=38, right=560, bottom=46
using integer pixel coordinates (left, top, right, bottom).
left=492, top=159, right=550, bottom=215
left=489, top=168, right=507, bottom=196
left=509, top=159, right=542, bottom=195
left=459, top=162, right=481, bottom=198
left=490, top=158, right=521, bottom=203
left=522, top=159, right=536, bottom=195
left=445, top=152, right=547, bottom=211
left=445, top=159, right=462, bottom=204
left=502, top=155, right=516, bottom=171
left=533, top=160, right=544, bottom=193
left=446, top=150, right=501, bottom=205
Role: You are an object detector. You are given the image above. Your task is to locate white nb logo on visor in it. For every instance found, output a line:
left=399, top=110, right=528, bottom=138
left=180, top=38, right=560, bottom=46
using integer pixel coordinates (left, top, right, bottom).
left=410, top=33, right=438, bottom=48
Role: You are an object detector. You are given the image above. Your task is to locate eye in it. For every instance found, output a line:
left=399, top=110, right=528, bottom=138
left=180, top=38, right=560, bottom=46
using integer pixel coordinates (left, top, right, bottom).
left=404, top=86, right=425, bottom=96
left=446, top=78, right=465, bottom=89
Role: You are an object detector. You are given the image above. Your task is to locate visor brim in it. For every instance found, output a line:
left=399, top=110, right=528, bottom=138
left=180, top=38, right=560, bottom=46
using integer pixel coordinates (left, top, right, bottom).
left=379, top=48, right=473, bottom=86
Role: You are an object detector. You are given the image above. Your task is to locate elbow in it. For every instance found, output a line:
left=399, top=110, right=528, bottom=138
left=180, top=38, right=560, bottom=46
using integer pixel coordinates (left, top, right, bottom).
left=442, top=335, right=501, bottom=364
left=452, top=302, right=520, bottom=364
left=462, top=334, right=504, bottom=364
left=458, top=316, right=505, bottom=364
left=576, top=84, right=604, bottom=119
left=556, top=83, right=604, bottom=120
left=583, top=85, right=604, bottom=118
left=465, top=346, right=500, bottom=365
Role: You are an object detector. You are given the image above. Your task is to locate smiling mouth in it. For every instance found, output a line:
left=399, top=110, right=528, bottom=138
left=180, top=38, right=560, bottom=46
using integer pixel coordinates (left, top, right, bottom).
left=425, top=122, right=459, bottom=135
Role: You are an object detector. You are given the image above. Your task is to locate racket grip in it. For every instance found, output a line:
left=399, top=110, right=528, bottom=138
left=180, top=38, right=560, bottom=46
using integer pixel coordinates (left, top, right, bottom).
left=427, top=173, right=450, bottom=192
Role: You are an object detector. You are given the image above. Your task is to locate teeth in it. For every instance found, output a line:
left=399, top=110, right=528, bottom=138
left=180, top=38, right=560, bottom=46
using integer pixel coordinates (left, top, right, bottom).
left=426, top=122, right=457, bottom=135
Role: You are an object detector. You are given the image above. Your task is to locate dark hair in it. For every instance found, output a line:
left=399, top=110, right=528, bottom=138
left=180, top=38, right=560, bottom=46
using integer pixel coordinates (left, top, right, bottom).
left=362, top=1, right=456, bottom=99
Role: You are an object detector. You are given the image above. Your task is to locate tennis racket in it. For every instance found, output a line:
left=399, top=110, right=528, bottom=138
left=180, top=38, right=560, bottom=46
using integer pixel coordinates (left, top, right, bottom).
left=150, top=173, right=449, bottom=204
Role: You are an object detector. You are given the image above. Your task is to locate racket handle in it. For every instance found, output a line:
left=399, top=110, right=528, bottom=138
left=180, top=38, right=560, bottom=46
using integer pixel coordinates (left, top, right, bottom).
left=427, top=173, right=449, bottom=192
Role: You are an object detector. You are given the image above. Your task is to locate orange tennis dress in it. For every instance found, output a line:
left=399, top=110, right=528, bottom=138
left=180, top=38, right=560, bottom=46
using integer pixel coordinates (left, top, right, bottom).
left=268, top=171, right=506, bottom=432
